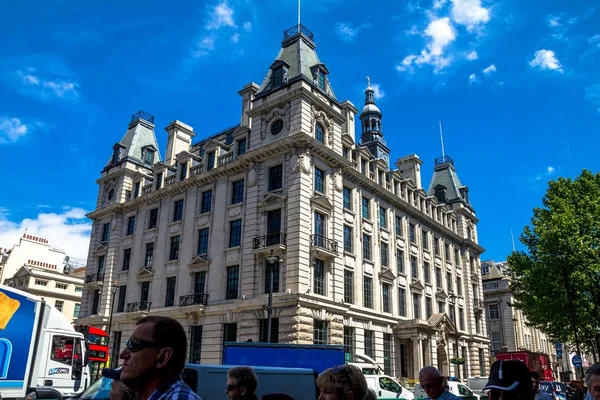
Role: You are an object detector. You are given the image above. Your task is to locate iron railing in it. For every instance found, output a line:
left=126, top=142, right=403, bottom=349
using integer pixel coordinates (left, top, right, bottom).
left=284, top=24, right=314, bottom=40
left=127, top=302, right=152, bottom=313
left=85, top=273, right=104, bottom=283
left=253, top=233, right=287, bottom=249
left=310, top=234, right=339, bottom=254
left=435, top=155, right=454, bottom=166
left=179, top=294, right=209, bottom=307
left=131, top=110, right=155, bottom=124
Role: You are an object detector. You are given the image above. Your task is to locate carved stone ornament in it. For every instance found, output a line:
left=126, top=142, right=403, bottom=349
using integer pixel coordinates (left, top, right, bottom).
left=291, top=149, right=311, bottom=175
left=247, top=163, right=258, bottom=187
left=261, top=104, right=291, bottom=138
left=310, top=105, right=334, bottom=146
left=332, top=168, right=343, bottom=192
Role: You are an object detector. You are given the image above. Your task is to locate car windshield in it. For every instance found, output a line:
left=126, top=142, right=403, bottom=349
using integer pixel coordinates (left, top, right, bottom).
left=79, top=374, right=115, bottom=399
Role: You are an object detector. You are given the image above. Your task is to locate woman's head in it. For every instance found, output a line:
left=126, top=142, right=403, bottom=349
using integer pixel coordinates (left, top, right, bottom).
left=109, top=380, right=137, bottom=400
left=316, top=365, right=368, bottom=400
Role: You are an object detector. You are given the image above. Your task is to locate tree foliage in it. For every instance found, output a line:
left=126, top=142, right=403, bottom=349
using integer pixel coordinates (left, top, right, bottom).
left=506, top=170, right=600, bottom=351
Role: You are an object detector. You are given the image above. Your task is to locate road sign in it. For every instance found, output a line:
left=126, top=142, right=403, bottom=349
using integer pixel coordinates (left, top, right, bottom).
left=554, top=343, right=562, bottom=350
left=572, top=355, right=583, bottom=367
left=556, top=349, right=563, bottom=357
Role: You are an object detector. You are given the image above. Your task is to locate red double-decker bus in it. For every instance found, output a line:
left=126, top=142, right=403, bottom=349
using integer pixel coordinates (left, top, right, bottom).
left=86, top=326, right=109, bottom=363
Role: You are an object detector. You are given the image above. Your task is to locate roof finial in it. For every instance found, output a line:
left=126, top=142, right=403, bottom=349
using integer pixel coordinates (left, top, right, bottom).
left=366, top=75, right=371, bottom=88
left=510, top=228, right=516, bottom=252
left=439, top=121, right=445, bottom=158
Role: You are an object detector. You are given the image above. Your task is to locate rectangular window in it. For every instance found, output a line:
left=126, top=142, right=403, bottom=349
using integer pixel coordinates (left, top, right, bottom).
left=73, top=304, right=80, bottom=319
left=343, top=225, right=353, bottom=253
left=97, top=255, right=105, bottom=275
left=398, top=287, right=406, bottom=317
left=488, top=304, right=500, bottom=319
left=379, top=207, right=387, bottom=228
left=201, top=190, right=212, bottom=213
left=344, top=270, right=354, bottom=304
left=155, top=172, right=163, bottom=190
left=140, top=281, right=150, bottom=303
left=264, top=260, right=280, bottom=294
left=411, top=256, right=418, bottom=279
left=455, top=249, right=460, bottom=266
left=397, top=250, right=404, bottom=274
left=272, top=67, right=283, bottom=88
left=491, top=332, right=502, bottom=353
left=55, top=300, right=64, bottom=312
left=424, top=261, right=430, bottom=284
left=122, top=249, right=131, bottom=271
left=226, top=265, right=239, bottom=299
left=361, top=159, right=366, bottom=174
left=223, top=323, right=237, bottom=343
left=111, top=331, right=121, bottom=368
left=259, top=318, right=280, bottom=343
left=426, top=296, right=433, bottom=319
left=395, top=215, right=402, bottom=236
left=409, top=223, right=416, bottom=243
left=313, top=258, right=325, bottom=295
left=117, top=285, right=127, bottom=312
left=382, top=284, right=390, bottom=313
left=165, top=277, right=176, bottom=307
left=134, top=182, right=140, bottom=198
left=91, top=290, right=100, bottom=314
left=342, top=146, right=349, bottom=159
left=383, top=334, right=392, bottom=375
left=344, top=326, right=354, bottom=362
left=194, top=271, right=206, bottom=295
left=318, top=70, right=325, bottom=90
left=381, top=242, right=389, bottom=268
left=343, top=187, right=352, bottom=210
left=445, top=243, right=450, bottom=261
left=438, top=301, right=445, bottom=314
left=173, top=199, right=184, bottom=221
left=363, top=276, right=373, bottom=308
left=413, top=293, right=421, bottom=319
left=314, top=167, right=325, bottom=193
left=144, top=242, right=154, bottom=267
left=363, top=234, right=371, bottom=260
left=447, top=272, right=452, bottom=293
left=475, top=314, right=481, bottom=334
left=126, top=216, right=135, bottom=236
left=364, top=330, right=374, bottom=358
left=457, top=276, right=463, bottom=296
left=362, top=197, right=370, bottom=219
left=422, top=230, right=429, bottom=250
left=268, top=165, right=283, bottom=191
left=169, top=235, right=180, bottom=261
left=479, top=349, right=485, bottom=376
left=435, top=267, right=442, bottom=288
left=102, top=223, right=110, bottom=243
left=197, top=228, right=209, bottom=255
left=189, top=326, right=203, bottom=363
left=313, top=320, right=328, bottom=344
left=231, top=180, right=244, bottom=204
left=434, top=237, right=440, bottom=256
left=148, top=208, right=158, bottom=229
left=449, top=304, right=456, bottom=324
left=207, top=151, right=215, bottom=171
left=179, top=162, right=188, bottom=181
left=237, top=138, right=247, bottom=155
left=229, top=219, right=242, bottom=247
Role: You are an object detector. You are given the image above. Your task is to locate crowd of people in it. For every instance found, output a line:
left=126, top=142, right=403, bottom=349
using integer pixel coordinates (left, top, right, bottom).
left=100, top=316, right=600, bottom=400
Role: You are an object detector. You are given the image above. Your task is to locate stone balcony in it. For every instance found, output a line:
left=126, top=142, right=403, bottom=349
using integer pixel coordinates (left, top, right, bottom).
left=310, top=234, right=339, bottom=259
left=252, top=233, right=287, bottom=256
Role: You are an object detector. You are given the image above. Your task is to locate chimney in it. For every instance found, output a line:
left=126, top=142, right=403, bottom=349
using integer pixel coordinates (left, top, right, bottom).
left=396, top=154, right=423, bottom=188
left=238, top=83, right=260, bottom=127
left=340, top=100, right=359, bottom=141
left=164, top=120, right=195, bottom=166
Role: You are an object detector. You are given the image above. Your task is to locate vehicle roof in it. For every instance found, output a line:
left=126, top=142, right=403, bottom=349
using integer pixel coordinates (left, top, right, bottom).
left=184, top=363, right=317, bottom=374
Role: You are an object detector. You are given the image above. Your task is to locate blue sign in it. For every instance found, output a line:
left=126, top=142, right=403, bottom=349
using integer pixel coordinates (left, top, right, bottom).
left=554, top=343, right=563, bottom=350
left=572, top=355, right=583, bottom=367
left=556, top=349, right=563, bottom=357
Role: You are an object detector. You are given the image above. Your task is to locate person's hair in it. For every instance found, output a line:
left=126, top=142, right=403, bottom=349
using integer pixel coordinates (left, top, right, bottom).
left=228, top=367, right=258, bottom=395
left=531, top=371, right=540, bottom=380
left=316, top=365, right=368, bottom=400
left=585, top=363, right=600, bottom=388
left=135, top=316, right=187, bottom=376
left=261, top=394, right=296, bottom=400
left=366, top=389, right=377, bottom=400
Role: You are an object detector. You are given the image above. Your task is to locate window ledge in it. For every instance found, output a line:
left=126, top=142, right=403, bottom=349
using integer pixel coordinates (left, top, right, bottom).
left=343, top=208, right=354, bottom=215
left=343, top=251, right=356, bottom=258
left=166, top=259, right=178, bottom=264
left=124, top=234, right=133, bottom=239
left=197, top=211, right=211, bottom=217
left=228, top=202, right=243, bottom=208
left=226, top=246, right=241, bottom=250
left=169, top=220, right=182, bottom=226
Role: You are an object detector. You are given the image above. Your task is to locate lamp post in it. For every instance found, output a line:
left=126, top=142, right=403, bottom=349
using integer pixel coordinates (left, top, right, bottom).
left=265, top=250, right=279, bottom=343
left=448, top=291, right=460, bottom=380
left=106, top=281, right=118, bottom=368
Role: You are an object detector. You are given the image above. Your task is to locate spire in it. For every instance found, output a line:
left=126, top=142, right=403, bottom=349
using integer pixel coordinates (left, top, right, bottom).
left=359, top=76, right=390, bottom=168
left=365, top=76, right=376, bottom=105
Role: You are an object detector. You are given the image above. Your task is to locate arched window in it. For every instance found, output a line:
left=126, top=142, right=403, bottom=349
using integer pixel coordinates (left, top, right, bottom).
left=315, top=123, right=325, bottom=143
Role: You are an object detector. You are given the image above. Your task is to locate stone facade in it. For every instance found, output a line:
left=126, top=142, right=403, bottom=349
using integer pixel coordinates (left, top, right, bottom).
left=77, top=24, right=489, bottom=379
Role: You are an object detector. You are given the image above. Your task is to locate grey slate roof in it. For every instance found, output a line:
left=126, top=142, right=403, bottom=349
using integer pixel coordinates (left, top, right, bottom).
left=106, top=112, right=162, bottom=167
left=427, top=158, right=464, bottom=202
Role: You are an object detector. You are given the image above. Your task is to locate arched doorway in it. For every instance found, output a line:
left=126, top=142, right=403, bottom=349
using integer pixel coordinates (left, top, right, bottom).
left=437, top=345, right=449, bottom=376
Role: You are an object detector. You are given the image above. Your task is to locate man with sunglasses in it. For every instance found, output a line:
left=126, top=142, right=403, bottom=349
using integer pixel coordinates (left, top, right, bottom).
left=225, top=367, right=258, bottom=400
left=419, top=366, right=459, bottom=400
left=119, top=316, right=201, bottom=400
left=483, top=360, right=533, bottom=400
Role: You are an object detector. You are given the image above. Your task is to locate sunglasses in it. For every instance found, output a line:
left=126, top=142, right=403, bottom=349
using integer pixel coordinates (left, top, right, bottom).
left=226, top=384, right=241, bottom=392
left=125, top=338, right=159, bottom=352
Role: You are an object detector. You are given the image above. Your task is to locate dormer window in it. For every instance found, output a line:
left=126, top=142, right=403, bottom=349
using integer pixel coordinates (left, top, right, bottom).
left=112, top=149, right=120, bottom=165
left=207, top=151, right=215, bottom=171
left=317, top=71, right=325, bottom=90
left=272, top=68, right=283, bottom=88
left=434, top=185, right=447, bottom=203
left=269, top=60, right=290, bottom=91
left=179, top=162, right=188, bottom=181
left=144, top=150, right=154, bottom=167
left=311, top=64, right=330, bottom=92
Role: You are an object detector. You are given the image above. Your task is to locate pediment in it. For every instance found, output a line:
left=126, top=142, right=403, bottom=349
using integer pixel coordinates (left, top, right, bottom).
left=428, top=312, right=457, bottom=334
left=270, top=60, right=291, bottom=70
left=311, top=195, right=333, bottom=212
left=410, top=279, right=425, bottom=291
left=258, top=192, right=287, bottom=208
left=136, top=267, right=154, bottom=279
left=189, top=255, right=211, bottom=267
left=13, top=266, right=32, bottom=278
left=94, top=243, right=107, bottom=252
left=379, top=268, right=396, bottom=283
left=205, top=138, right=230, bottom=151
left=436, top=288, right=448, bottom=299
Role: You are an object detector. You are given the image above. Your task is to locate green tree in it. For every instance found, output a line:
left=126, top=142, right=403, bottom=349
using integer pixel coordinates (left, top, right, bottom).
left=507, top=170, right=600, bottom=356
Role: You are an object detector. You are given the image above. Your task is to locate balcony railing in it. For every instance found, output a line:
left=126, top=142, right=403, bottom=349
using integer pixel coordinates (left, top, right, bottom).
left=474, top=299, right=485, bottom=309
left=85, top=273, right=104, bottom=283
left=218, top=152, right=233, bottom=167
left=131, top=110, right=155, bottom=124
left=253, top=233, right=287, bottom=249
left=435, top=155, right=454, bottom=166
left=127, top=302, right=152, bottom=313
left=142, top=184, right=153, bottom=195
left=283, top=24, right=314, bottom=41
left=164, top=175, right=177, bottom=186
left=190, top=164, right=204, bottom=177
left=310, top=234, right=339, bottom=254
left=179, top=294, right=209, bottom=307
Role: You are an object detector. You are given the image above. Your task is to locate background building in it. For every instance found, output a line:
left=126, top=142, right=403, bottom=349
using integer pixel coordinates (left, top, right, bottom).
left=0, top=234, right=85, bottom=322
left=77, top=24, right=489, bottom=379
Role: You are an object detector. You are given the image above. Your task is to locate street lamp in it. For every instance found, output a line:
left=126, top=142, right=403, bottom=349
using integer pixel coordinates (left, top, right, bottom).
left=106, top=281, right=118, bottom=368
left=265, top=250, right=279, bottom=343
left=448, top=291, right=460, bottom=380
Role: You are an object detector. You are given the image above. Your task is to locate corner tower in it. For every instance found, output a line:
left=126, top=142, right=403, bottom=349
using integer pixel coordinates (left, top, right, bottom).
left=359, top=79, right=390, bottom=168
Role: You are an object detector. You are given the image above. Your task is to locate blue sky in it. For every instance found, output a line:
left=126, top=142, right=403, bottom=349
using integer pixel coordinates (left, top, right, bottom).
left=0, top=0, right=599, bottom=261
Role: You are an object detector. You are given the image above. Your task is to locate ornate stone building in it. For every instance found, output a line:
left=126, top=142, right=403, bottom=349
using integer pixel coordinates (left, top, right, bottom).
left=77, top=24, right=489, bottom=379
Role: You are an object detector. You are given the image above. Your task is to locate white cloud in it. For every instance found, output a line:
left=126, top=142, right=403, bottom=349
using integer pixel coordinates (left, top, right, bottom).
left=230, top=33, right=240, bottom=43
left=530, top=166, right=556, bottom=182
left=243, top=21, right=252, bottom=32
left=406, top=25, right=420, bottom=36
left=547, top=166, right=555, bottom=174
left=585, top=83, right=600, bottom=112
left=529, top=49, right=564, bottom=73
left=206, top=2, right=236, bottom=30
left=433, top=0, right=447, bottom=9
left=469, top=73, right=478, bottom=83
left=396, top=17, right=457, bottom=74
left=0, top=116, right=45, bottom=144
left=450, top=0, right=491, bottom=32
left=15, top=68, right=80, bottom=101
left=482, top=64, right=496, bottom=74
left=371, top=83, right=385, bottom=100
left=466, top=50, right=478, bottom=60
left=0, top=207, right=92, bottom=260
left=546, top=14, right=561, bottom=27
left=191, top=35, right=217, bottom=58
left=336, top=22, right=359, bottom=42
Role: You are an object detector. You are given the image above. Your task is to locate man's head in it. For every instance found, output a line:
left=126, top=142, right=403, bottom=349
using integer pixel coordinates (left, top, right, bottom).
left=484, top=360, right=533, bottom=400
left=316, top=364, right=368, bottom=400
left=226, top=367, right=258, bottom=400
left=530, top=371, right=541, bottom=392
left=419, top=366, right=445, bottom=400
left=585, top=363, right=600, bottom=400
left=119, top=316, right=187, bottom=388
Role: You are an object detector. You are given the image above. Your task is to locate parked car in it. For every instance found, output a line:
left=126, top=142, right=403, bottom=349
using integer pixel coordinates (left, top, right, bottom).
left=414, top=381, right=480, bottom=400
left=364, top=375, right=414, bottom=399
left=467, top=377, right=489, bottom=397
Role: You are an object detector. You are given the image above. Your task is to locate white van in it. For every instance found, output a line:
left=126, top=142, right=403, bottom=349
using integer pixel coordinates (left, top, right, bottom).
left=365, top=375, right=415, bottom=399
left=414, top=381, right=481, bottom=400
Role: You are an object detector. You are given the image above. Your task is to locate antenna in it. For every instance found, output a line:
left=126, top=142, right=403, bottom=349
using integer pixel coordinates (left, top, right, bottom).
left=298, top=0, right=301, bottom=26
left=510, top=229, right=516, bottom=252
left=439, top=121, right=446, bottom=158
